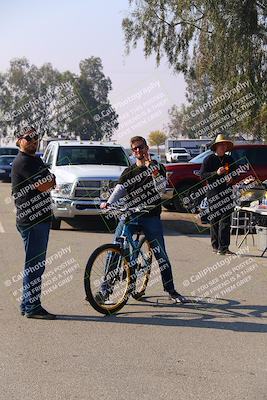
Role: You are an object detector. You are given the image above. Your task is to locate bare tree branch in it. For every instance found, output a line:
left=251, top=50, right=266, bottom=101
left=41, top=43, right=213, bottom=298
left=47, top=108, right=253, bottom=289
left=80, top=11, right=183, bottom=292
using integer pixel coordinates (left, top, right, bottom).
left=153, top=10, right=212, bottom=33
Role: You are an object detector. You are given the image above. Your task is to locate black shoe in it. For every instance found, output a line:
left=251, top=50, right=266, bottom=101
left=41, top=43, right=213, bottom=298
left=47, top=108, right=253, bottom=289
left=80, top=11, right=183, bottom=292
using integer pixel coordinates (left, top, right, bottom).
left=218, top=249, right=236, bottom=255
left=168, top=290, right=187, bottom=304
left=132, top=290, right=146, bottom=300
left=20, top=310, right=25, bottom=316
left=25, top=307, right=56, bottom=319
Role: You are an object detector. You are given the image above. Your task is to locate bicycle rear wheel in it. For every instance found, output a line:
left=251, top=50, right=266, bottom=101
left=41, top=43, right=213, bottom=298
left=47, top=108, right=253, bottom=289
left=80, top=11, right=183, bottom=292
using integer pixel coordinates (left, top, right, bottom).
left=132, top=237, right=152, bottom=300
left=84, top=244, right=131, bottom=315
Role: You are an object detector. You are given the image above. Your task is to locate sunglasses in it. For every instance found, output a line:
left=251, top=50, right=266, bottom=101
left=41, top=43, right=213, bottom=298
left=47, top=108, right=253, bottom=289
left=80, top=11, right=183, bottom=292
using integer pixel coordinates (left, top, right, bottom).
left=22, top=134, right=39, bottom=142
left=132, top=144, right=146, bottom=151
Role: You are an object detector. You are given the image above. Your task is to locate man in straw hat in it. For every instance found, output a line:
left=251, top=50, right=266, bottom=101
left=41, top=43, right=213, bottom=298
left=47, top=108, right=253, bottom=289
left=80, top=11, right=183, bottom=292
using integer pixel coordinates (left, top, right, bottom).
left=200, top=134, right=235, bottom=255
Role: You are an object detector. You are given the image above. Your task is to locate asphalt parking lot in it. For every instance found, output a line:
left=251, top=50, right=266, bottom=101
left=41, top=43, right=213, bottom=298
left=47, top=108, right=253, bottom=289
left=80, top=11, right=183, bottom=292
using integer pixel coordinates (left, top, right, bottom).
left=0, top=181, right=267, bottom=400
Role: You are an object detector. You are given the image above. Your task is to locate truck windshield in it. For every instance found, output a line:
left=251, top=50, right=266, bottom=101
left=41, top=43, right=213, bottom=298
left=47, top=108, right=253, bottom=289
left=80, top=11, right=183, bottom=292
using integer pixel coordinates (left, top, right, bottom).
left=0, top=148, right=18, bottom=156
left=189, top=150, right=212, bottom=163
left=56, top=146, right=129, bottom=166
left=172, top=149, right=187, bottom=153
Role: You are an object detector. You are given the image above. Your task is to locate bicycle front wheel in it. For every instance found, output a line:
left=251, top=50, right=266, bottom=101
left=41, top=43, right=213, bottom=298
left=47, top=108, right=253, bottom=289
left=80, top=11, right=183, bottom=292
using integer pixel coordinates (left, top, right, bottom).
left=84, top=244, right=131, bottom=315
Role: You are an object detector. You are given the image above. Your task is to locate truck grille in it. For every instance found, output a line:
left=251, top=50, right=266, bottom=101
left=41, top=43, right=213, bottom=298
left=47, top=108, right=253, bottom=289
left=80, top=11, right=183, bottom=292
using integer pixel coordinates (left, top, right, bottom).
left=73, top=180, right=117, bottom=200
left=75, top=189, right=100, bottom=198
left=74, top=180, right=101, bottom=199
left=177, top=156, right=188, bottom=162
left=76, top=180, right=101, bottom=188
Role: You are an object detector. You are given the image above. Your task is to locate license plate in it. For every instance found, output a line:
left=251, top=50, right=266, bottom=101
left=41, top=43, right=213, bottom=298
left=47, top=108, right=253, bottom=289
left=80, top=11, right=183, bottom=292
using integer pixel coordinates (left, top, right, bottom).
left=0, top=169, right=5, bottom=173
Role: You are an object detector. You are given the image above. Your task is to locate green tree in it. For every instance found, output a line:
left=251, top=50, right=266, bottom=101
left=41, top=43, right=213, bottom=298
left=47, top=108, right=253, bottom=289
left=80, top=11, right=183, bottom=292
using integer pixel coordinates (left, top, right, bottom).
left=122, top=1, right=266, bottom=79
left=168, top=104, right=192, bottom=138
left=122, top=0, right=267, bottom=138
left=0, top=57, right=118, bottom=141
left=0, top=58, right=63, bottom=137
left=68, top=57, right=118, bottom=140
left=148, top=130, right=167, bottom=153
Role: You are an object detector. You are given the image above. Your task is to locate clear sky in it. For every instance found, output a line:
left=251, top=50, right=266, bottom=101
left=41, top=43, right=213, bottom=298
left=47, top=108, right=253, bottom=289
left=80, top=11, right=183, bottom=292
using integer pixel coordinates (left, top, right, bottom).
left=0, top=0, right=186, bottom=145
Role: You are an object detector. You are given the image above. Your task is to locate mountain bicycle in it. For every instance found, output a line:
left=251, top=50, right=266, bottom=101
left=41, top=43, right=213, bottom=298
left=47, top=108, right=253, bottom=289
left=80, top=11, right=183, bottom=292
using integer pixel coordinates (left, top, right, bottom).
left=84, top=206, right=154, bottom=315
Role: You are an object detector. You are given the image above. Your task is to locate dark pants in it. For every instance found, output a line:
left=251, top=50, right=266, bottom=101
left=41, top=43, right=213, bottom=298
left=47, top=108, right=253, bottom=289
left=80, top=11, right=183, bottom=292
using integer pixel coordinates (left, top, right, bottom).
left=208, top=195, right=233, bottom=251
left=16, top=222, right=50, bottom=314
left=209, top=213, right=232, bottom=251
left=113, top=216, right=175, bottom=292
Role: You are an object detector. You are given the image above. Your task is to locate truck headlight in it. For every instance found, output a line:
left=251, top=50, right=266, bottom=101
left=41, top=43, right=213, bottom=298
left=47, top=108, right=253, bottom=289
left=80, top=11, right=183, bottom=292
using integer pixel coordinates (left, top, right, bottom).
left=53, top=183, right=73, bottom=197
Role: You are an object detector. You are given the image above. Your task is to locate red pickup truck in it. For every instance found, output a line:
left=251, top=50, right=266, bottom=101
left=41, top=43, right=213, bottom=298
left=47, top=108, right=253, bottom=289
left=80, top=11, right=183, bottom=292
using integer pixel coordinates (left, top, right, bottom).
left=164, top=144, right=267, bottom=211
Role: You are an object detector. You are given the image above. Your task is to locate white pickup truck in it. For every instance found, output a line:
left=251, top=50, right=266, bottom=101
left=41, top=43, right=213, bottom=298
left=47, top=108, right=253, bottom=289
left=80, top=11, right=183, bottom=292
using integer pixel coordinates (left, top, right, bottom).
left=42, top=140, right=130, bottom=229
left=165, top=147, right=191, bottom=163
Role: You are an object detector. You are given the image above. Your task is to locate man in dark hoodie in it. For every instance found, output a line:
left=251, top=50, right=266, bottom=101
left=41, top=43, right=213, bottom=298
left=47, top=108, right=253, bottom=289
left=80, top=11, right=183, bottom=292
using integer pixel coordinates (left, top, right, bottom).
left=11, top=127, right=56, bottom=319
left=100, top=136, right=187, bottom=303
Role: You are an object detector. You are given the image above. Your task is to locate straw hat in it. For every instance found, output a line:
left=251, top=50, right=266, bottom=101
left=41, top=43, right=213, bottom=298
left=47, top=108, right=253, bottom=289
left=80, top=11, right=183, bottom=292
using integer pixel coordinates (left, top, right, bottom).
left=211, top=134, right=234, bottom=152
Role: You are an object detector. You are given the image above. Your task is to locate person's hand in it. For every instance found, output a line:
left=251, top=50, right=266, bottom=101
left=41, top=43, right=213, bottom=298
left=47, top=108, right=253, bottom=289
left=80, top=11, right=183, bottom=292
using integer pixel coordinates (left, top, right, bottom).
left=144, top=150, right=152, bottom=168
left=217, top=166, right=226, bottom=175
left=100, top=202, right=108, bottom=209
left=35, top=174, right=56, bottom=192
left=51, top=174, right=56, bottom=189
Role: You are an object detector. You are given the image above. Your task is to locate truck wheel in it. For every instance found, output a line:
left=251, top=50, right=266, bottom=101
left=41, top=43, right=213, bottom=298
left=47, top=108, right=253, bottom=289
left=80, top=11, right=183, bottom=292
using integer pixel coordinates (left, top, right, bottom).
left=51, top=215, right=61, bottom=230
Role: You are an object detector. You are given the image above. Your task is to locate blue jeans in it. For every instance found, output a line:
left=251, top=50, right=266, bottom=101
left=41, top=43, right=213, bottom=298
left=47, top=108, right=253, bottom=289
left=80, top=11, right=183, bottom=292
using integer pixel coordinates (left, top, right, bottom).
left=113, top=216, right=175, bottom=292
left=16, top=222, right=51, bottom=314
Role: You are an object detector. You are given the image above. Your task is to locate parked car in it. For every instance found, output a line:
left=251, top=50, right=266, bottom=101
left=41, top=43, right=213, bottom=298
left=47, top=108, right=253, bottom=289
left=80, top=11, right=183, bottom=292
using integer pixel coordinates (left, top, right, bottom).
left=42, top=140, right=131, bottom=229
left=0, top=155, right=16, bottom=181
left=164, top=144, right=267, bottom=211
left=165, top=147, right=191, bottom=163
left=0, top=147, right=18, bottom=156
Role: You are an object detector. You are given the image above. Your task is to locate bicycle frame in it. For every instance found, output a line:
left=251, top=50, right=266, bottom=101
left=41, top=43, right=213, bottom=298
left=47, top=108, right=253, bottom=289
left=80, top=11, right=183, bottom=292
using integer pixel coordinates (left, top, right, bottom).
left=120, top=220, right=140, bottom=248
left=115, top=220, right=151, bottom=278
left=101, top=208, right=153, bottom=296
left=84, top=208, right=154, bottom=313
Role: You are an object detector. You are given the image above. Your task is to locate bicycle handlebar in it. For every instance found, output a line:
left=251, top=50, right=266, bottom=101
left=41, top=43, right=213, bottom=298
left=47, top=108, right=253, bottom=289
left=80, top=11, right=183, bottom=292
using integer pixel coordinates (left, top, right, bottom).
left=101, top=205, right=154, bottom=216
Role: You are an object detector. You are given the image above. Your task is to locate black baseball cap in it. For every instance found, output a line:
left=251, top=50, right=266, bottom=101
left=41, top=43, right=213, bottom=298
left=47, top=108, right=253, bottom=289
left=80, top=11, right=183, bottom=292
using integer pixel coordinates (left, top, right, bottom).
left=16, top=126, right=39, bottom=146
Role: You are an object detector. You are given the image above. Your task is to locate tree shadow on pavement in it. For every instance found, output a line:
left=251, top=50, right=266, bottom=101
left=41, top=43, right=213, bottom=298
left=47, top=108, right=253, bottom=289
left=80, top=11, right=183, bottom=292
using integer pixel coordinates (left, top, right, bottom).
left=55, top=296, right=267, bottom=333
